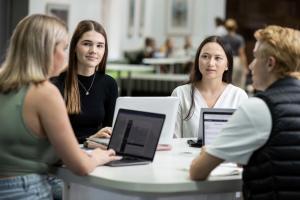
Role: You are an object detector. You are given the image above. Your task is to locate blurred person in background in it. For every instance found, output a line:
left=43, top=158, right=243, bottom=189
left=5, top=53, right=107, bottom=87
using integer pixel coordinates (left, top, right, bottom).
left=160, top=37, right=175, bottom=58
left=214, top=17, right=227, bottom=36
left=222, top=18, right=248, bottom=89
left=143, top=37, right=157, bottom=58
left=183, top=35, right=196, bottom=73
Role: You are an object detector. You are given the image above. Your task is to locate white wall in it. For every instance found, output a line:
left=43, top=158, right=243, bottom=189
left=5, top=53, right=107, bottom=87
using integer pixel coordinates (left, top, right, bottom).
left=116, top=0, right=226, bottom=58
left=192, top=0, right=226, bottom=43
left=29, top=0, right=226, bottom=60
left=29, top=0, right=103, bottom=33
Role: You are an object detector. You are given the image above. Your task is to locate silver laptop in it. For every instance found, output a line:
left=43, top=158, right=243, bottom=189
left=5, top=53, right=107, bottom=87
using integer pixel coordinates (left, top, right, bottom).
left=188, top=108, right=235, bottom=147
left=89, top=97, right=179, bottom=146
left=105, top=109, right=165, bottom=167
left=200, top=108, right=235, bottom=146
left=113, top=97, right=179, bottom=145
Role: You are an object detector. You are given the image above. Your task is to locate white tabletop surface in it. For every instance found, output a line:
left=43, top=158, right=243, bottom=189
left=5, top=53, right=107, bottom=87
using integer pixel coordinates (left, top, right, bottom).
left=55, top=138, right=242, bottom=195
left=143, top=57, right=192, bottom=65
left=107, top=63, right=154, bottom=72
left=131, top=73, right=189, bottom=81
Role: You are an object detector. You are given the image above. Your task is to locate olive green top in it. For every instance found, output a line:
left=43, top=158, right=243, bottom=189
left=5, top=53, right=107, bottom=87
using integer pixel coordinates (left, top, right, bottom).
left=0, top=85, right=59, bottom=176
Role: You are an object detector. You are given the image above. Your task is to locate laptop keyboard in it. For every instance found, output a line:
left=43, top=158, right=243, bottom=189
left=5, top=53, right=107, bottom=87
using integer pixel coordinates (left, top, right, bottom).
left=107, top=157, right=143, bottom=165
left=106, top=156, right=150, bottom=166
left=122, top=156, right=141, bottom=161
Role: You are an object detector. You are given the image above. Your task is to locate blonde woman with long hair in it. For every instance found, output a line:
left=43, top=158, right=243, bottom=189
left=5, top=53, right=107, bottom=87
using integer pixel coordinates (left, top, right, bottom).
left=0, top=14, right=119, bottom=200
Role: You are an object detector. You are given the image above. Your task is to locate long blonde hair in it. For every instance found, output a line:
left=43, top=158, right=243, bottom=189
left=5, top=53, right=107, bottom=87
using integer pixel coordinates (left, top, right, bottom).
left=0, top=14, right=67, bottom=92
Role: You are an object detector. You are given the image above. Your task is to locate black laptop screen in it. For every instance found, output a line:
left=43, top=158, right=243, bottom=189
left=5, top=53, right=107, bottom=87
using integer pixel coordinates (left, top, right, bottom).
left=108, top=109, right=165, bottom=160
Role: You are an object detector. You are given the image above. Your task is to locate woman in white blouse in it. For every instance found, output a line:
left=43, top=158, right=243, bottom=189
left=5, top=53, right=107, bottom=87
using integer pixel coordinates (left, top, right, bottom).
left=172, top=36, right=248, bottom=138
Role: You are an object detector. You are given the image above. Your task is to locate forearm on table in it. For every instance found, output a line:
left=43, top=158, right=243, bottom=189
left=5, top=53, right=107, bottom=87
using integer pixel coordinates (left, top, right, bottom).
left=189, top=149, right=224, bottom=180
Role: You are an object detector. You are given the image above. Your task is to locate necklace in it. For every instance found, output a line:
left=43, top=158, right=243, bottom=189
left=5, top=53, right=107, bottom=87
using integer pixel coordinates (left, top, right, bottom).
left=78, top=73, right=96, bottom=95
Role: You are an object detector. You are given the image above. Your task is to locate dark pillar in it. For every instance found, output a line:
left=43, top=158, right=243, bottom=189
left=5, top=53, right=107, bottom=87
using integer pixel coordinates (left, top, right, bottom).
left=0, top=0, right=29, bottom=63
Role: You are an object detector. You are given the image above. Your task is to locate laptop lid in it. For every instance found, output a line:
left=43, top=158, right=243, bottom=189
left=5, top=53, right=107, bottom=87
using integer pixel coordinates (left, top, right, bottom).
left=112, top=97, right=179, bottom=145
left=200, top=108, right=235, bottom=146
left=107, top=109, right=165, bottom=165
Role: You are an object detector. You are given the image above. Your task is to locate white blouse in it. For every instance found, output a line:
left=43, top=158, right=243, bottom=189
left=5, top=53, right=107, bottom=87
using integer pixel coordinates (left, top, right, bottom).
left=171, top=83, right=248, bottom=138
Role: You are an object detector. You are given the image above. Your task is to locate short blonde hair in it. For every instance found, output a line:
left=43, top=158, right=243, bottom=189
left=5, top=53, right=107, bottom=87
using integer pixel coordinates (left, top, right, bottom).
left=0, top=14, right=67, bottom=92
left=254, top=25, right=300, bottom=79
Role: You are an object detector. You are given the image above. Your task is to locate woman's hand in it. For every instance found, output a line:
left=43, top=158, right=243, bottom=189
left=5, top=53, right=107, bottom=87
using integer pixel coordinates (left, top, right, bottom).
left=89, top=127, right=112, bottom=138
left=89, top=148, right=122, bottom=166
left=84, top=140, right=108, bottom=150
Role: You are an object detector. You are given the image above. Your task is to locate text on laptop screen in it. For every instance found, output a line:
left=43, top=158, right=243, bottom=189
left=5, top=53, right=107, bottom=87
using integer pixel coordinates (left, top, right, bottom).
left=203, top=112, right=233, bottom=146
left=109, top=109, right=165, bottom=159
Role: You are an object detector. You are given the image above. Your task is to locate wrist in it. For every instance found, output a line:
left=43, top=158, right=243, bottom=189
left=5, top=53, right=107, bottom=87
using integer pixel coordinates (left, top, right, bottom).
left=89, top=150, right=101, bottom=166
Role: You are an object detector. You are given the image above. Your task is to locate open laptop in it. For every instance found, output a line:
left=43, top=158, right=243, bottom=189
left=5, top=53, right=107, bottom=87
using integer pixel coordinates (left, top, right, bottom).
left=201, top=108, right=236, bottom=146
left=105, top=108, right=165, bottom=167
left=188, top=108, right=235, bottom=147
left=89, top=97, right=179, bottom=146
left=113, top=97, right=179, bottom=145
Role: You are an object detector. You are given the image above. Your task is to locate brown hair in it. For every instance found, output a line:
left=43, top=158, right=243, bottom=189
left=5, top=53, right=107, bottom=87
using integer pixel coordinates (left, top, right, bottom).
left=64, top=20, right=108, bottom=114
left=185, top=35, right=233, bottom=120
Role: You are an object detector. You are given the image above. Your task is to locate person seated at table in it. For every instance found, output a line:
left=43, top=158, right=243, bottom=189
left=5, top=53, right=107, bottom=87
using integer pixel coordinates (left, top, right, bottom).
left=183, top=35, right=195, bottom=57
left=52, top=20, right=118, bottom=144
left=0, top=14, right=120, bottom=200
left=171, top=36, right=248, bottom=138
left=190, top=25, right=300, bottom=200
left=182, top=35, right=196, bottom=73
left=133, top=37, right=158, bottom=65
left=143, top=37, right=157, bottom=58
left=160, top=37, right=175, bottom=58
left=158, top=37, right=177, bottom=73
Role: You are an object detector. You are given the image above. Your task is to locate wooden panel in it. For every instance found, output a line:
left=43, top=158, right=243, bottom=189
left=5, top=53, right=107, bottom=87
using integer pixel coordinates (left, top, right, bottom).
left=226, top=0, right=300, bottom=62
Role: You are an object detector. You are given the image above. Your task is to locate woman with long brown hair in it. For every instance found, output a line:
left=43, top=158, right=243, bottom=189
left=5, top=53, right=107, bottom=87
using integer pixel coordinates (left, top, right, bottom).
left=53, top=20, right=118, bottom=144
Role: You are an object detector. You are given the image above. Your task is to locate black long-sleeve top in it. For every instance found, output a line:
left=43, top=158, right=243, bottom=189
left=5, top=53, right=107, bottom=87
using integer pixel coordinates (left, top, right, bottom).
left=52, top=71, right=118, bottom=143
